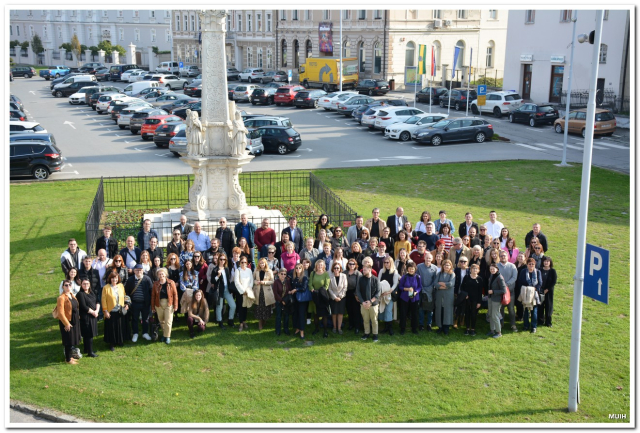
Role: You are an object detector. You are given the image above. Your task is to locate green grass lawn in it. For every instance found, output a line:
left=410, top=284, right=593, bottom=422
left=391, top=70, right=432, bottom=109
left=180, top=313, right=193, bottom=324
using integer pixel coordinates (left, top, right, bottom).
left=10, top=161, right=630, bottom=423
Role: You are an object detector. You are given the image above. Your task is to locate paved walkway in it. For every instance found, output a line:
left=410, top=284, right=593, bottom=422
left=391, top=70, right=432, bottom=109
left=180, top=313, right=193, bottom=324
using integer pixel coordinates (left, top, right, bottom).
left=9, top=400, right=91, bottom=424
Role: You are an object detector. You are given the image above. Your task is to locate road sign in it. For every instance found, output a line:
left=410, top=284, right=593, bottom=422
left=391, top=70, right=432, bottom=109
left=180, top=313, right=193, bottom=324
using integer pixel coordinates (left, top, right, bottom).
left=288, top=69, right=292, bottom=83
left=179, top=61, right=184, bottom=68
left=583, top=243, right=609, bottom=304
left=477, top=84, right=487, bottom=106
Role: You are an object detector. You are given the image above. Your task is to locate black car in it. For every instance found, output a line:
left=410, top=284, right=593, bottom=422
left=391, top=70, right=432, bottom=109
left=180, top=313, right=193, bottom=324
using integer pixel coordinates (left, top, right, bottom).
left=439, top=88, right=478, bottom=111
left=184, top=82, right=202, bottom=97
left=10, top=109, right=27, bottom=121
left=250, top=88, right=277, bottom=105
left=172, top=101, right=201, bottom=120
left=11, top=66, right=36, bottom=78
left=416, top=86, right=448, bottom=104
left=153, top=123, right=185, bottom=148
left=10, top=95, right=24, bottom=112
left=10, top=142, right=63, bottom=180
left=293, top=90, right=327, bottom=108
left=509, top=103, right=559, bottom=127
left=227, top=68, right=241, bottom=81
left=10, top=132, right=57, bottom=147
left=161, top=98, right=199, bottom=113
left=413, top=117, right=494, bottom=146
left=78, top=63, right=106, bottom=74
left=355, top=79, right=390, bottom=96
left=94, top=67, right=111, bottom=81
left=254, top=126, right=302, bottom=154
left=129, top=108, right=168, bottom=135
left=52, top=81, right=99, bottom=98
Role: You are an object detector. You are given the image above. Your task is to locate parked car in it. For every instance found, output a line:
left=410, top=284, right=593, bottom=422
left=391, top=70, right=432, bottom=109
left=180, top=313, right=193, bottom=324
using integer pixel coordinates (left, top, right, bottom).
left=156, top=61, right=180, bottom=74
left=243, top=116, right=293, bottom=128
left=179, top=65, right=200, bottom=78
left=9, top=101, right=23, bottom=112
left=12, top=66, right=36, bottom=78
left=373, top=107, right=426, bottom=131
left=172, top=101, right=201, bottom=120
left=238, top=68, right=265, bottom=83
left=153, top=122, right=186, bottom=148
left=440, top=88, right=478, bottom=111
left=186, top=74, right=202, bottom=85
left=470, top=91, right=523, bottom=117
left=361, top=107, right=385, bottom=129
left=67, top=85, right=100, bottom=104
left=9, top=109, right=27, bottom=121
left=553, top=108, right=616, bottom=138
left=134, top=87, right=168, bottom=99
left=335, top=95, right=376, bottom=116
left=10, top=141, right=63, bottom=180
left=244, top=129, right=264, bottom=156
left=78, top=62, right=106, bottom=74
left=261, top=71, right=288, bottom=83
left=84, top=85, right=120, bottom=105
left=150, top=74, right=188, bottom=90
left=254, top=126, right=302, bottom=154
left=91, top=91, right=124, bottom=111
left=52, top=75, right=97, bottom=97
left=110, top=100, right=152, bottom=122
left=149, top=93, right=192, bottom=108
left=121, top=68, right=145, bottom=82
left=94, top=67, right=111, bottom=81
left=317, top=91, right=358, bottom=111
left=355, top=79, right=390, bottom=96
left=184, top=81, right=202, bottom=97
left=227, top=68, right=241, bottom=81
left=96, top=93, right=130, bottom=113
left=262, top=82, right=282, bottom=89
left=293, top=89, right=327, bottom=108
left=10, top=121, right=48, bottom=134
left=228, top=83, right=237, bottom=100
left=250, top=88, right=277, bottom=105
left=128, top=108, right=168, bottom=135
left=141, top=115, right=184, bottom=141
left=509, top=103, right=559, bottom=127
left=10, top=132, right=57, bottom=147
left=273, top=85, right=305, bottom=106
left=169, top=128, right=187, bottom=156
left=353, top=99, right=409, bottom=123
left=50, top=72, right=84, bottom=90
left=117, top=105, right=157, bottom=129
left=109, top=64, right=139, bottom=81
left=40, top=65, right=70, bottom=80
left=384, top=114, right=448, bottom=141
left=413, top=117, right=494, bottom=146
left=161, top=98, right=199, bottom=113
left=10, top=94, right=24, bottom=112
left=415, top=86, right=448, bottom=104
left=233, top=84, right=261, bottom=102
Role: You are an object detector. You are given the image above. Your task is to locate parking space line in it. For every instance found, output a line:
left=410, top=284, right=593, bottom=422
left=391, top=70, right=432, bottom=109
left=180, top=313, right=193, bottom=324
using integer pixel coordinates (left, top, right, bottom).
left=591, top=142, right=629, bottom=150
left=513, top=143, right=546, bottom=151
left=525, top=128, right=544, bottom=132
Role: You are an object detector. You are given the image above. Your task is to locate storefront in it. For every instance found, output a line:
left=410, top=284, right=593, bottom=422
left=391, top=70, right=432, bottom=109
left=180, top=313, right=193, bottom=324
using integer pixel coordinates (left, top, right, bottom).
left=520, top=54, right=533, bottom=100
left=549, top=56, right=565, bottom=103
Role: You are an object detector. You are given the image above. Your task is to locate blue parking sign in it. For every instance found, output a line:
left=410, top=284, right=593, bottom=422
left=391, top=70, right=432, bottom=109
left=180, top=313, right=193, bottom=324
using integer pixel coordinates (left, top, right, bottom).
left=179, top=61, right=184, bottom=68
left=583, top=244, right=609, bottom=304
left=477, top=84, right=487, bottom=96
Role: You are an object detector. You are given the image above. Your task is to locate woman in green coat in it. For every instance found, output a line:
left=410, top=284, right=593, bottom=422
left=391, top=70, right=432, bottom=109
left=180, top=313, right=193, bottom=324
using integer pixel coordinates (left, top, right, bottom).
left=309, top=260, right=331, bottom=338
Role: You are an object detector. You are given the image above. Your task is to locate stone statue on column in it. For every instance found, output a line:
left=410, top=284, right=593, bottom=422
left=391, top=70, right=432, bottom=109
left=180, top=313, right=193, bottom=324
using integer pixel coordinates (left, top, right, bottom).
left=185, top=109, right=205, bottom=156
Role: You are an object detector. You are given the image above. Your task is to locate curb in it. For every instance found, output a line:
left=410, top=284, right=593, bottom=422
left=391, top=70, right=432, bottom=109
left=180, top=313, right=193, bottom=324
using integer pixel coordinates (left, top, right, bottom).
left=10, top=399, right=93, bottom=423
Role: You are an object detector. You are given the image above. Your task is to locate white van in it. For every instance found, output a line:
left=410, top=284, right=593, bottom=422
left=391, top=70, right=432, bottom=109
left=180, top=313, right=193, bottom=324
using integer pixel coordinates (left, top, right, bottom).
left=123, top=81, right=161, bottom=97
left=156, top=61, right=180, bottom=74
left=59, top=74, right=96, bottom=85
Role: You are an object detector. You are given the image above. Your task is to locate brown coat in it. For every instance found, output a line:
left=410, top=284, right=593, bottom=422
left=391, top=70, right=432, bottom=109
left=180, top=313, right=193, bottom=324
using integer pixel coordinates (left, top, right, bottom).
left=188, top=297, right=210, bottom=323
left=253, top=268, right=275, bottom=306
left=56, top=293, right=78, bottom=327
left=151, top=279, right=179, bottom=310
left=273, top=277, right=292, bottom=303
left=364, top=218, right=387, bottom=238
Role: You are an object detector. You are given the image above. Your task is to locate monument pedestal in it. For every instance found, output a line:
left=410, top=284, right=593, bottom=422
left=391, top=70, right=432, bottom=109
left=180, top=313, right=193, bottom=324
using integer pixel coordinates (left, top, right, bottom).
left=181, top=153, right=257, bottom=221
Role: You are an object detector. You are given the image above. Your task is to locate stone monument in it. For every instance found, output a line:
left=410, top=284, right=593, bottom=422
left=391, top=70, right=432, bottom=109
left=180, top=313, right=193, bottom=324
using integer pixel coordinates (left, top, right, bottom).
left=181, top=9, right=258, bottom=221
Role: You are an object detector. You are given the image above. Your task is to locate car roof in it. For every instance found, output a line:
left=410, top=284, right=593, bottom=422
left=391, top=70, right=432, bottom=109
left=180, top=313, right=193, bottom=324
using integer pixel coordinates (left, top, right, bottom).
left=147, top=114, right=181, bottom=119
left=246, top=116, right=288, bottom=120
left=10, top=121, right=41, bottom=127
left=10, top=132, right=54, bottom=141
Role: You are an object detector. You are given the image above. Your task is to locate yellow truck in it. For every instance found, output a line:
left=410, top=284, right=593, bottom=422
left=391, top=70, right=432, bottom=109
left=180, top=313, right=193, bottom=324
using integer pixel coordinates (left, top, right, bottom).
left=299, top=57, right=359, bottom=92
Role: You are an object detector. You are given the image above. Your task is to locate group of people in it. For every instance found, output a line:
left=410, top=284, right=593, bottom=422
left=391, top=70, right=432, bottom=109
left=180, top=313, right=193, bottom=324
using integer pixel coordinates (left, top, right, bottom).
left=55, top=209, right=557, bottom=363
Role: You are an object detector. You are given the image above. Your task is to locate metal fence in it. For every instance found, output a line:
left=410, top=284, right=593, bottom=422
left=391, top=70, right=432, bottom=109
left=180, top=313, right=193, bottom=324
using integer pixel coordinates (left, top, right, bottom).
left=86, top=172, right=358, bottom=256
left=559, top=88, right=628, bottom=113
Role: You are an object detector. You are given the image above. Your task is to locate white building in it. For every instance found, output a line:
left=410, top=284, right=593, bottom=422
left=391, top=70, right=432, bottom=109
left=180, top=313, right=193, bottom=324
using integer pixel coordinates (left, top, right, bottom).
left=172, top=10, right=203, bottom=67
left=9, top=9, right=172, bottom=68
left=503, top=9, right=631, bottom=109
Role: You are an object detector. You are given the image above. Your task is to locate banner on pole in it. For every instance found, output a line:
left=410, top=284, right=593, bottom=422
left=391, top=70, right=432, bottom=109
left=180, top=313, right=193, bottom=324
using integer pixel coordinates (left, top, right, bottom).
left=417, top=44, right=427, bottom=75
left=404, top=66, right=422, bottom=86
left=452, top=46, right=461, bottom=79
left=431, top=46, right=436, bottom=77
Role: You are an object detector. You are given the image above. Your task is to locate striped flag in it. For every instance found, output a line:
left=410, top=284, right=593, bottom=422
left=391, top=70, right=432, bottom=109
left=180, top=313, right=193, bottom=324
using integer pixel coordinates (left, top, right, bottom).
left=452, top=46, right=461, bottom=78
left=431, top=46, right=436, bottom=76
left=417, top=44, right=427, bottom=75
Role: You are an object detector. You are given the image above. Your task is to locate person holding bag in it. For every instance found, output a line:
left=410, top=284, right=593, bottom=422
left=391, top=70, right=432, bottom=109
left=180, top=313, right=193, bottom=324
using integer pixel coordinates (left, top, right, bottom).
left=102, top=271, right=128, bottom=351
left=253, top=258, right=275, bottom=331
left=291, top=263, right=311, bottom=339
left=151, top=268, right=179, bottom=344
left=517, top=258, right=543, bottom=333
left=212, top=254, right=235, bottom=329
left=56, top=279, right=82, bottom=364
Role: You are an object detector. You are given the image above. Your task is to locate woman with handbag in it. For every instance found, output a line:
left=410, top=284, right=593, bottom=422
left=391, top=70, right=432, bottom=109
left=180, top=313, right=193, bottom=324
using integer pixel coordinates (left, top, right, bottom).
left=517, top=258, right=543, bottom=333
left=461, top=264, right=484, bottom=336
left=291, top=263, right=310, bottom=339
left=76, top=278, right=99, bottom=357
left=151, top=268, right=179, bottom=344
left=234, top=257, right=254, bottom=332
left=434, top=260, right=456, bottom=335
left=397, top=262, right=422, bottom=335
left=212, top=254, right=235, bottom=329
left=273, top=268, right=293, bottom=335
left=187, top=289, right=209, bottom=338
left=378, top=258, right=399, bottom=336
left=344, top=259, right=363, bottom=334
left=328, top=262, right=347, bottom=335
left=56, top=279, right=82, bottom=364
left=102, top=271, right=128, bottom=351
left=309, top=260, right=331, bottom=338
left=253, top=258, right=275, bottom=331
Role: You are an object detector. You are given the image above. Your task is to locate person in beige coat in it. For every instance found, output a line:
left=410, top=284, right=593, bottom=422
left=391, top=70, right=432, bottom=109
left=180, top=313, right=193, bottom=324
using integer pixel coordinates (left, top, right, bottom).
left=365, top=209, right=387, bottom=240
left=253, top=258, right=275, bottom=330
left=328, top=262, right=348, bottom=334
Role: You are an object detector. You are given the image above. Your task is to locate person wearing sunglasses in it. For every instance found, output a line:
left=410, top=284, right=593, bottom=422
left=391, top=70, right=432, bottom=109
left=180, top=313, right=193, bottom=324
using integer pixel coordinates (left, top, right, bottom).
left=529, top=243, right=546, bottom=270
left=215, top=217, right=236, bottom=258
left=211, top=254, right=235, bottom=329
left=330, top=227, right=350, bottom=252
left=344, top=259, right=363, bottom=334
left=56, top=278, right=82, bottom=364
left=524, top=223, right=548, bottom=253
left=234, top=257, right=255, bottom=332
left=328, top=263, right=348, bottom=334
left=378, top=258, right=399, bottom=336
left=104, top=254, right=128, bottom=287
left=167, top=230, right=184, bottom=257
left=253, top=258, right=275, bottom=331
left=273, top=268, right=293, bottom=336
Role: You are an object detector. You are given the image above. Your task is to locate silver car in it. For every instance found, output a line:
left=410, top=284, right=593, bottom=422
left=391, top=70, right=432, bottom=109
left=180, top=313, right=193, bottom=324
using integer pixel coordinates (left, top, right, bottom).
left=233, top=85, right=261, bottom=102
left=170, top=127, right=263, bottom=157
left=335, top=95, right=376, bottom=117
left=149, top=93, right=192, bottom=108
left=117, top=105, right=157, bottom=129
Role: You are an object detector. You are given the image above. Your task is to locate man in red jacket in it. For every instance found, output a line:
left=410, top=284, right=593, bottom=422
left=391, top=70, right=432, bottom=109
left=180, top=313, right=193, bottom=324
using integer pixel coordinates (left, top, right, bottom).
left=255, top=218, right=276, bottom=259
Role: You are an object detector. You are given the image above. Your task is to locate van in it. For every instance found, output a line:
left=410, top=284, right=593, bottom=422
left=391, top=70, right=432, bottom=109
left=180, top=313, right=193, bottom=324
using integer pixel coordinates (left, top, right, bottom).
left=156, top=61, right=180, bottom=74
left=123, top=81, right=161, bottom=97
left=59, top=74, right=97, bottom=85
left=109, top=64, right=139, bottom=81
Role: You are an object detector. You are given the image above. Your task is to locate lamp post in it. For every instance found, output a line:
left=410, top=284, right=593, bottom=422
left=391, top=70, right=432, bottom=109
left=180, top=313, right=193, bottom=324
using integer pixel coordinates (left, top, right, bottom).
left=558, top=10, right=578, bottom=167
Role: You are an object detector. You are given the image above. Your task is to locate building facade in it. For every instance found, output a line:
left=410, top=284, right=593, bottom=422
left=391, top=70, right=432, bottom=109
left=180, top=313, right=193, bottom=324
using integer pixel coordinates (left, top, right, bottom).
left=9, top=9, right=172, bottom=68
left=503, top=9, right=631, bottom=108
left=171, top=10, right=203, bottom=67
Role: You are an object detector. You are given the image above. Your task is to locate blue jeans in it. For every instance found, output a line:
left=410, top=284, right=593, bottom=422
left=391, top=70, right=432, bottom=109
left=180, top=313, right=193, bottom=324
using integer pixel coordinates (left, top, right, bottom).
left=524, top=306, right=538, bottom=330
left=418, top=309, right=433, bottom=326
left=216, top=286, right=236, bottom=322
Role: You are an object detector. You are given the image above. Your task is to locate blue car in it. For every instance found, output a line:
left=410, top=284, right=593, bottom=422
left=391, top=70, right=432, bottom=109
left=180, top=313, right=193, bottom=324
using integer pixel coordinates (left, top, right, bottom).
left=40, top=65, right=70, bottom=81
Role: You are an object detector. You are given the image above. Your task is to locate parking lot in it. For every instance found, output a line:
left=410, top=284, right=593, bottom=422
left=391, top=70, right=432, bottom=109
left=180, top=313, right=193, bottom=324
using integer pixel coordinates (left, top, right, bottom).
left=9, top=76, right=631, bottom=181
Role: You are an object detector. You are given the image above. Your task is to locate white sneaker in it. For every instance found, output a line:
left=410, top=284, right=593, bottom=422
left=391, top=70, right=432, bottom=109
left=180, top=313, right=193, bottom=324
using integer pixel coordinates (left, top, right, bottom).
left=142, top=333, right=151, bottom=341
left=132, top=333, right=138, bottom=343
left=306, top=319, right=311, bottom=325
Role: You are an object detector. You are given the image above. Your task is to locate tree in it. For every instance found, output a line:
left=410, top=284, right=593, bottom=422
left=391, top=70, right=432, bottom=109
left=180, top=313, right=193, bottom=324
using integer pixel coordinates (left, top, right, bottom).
left=152, top=46, right=171, bottom=56
left=70, top=34, right=82, bottom=65
left=20, top=41, right=30, bottom=51
left=31, top=33, right=44, bottom=54
left=113, top=44, right=126, bottom=57
left=97, top=40, right=113, bottom=54
left=10, top=40, right=20, bottom=49
left=59, top=42, right=72, bottom=51
left=89, top=45, right=99, bottom=56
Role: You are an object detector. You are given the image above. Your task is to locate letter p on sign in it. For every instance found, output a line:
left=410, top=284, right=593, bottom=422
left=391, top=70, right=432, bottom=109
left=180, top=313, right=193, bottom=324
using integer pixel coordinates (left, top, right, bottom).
left=589, top=251, right=602, bottom=276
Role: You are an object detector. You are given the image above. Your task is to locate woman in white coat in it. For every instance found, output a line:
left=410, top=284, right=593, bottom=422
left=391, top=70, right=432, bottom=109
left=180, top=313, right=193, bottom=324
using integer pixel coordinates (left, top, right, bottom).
left=378, top=258, right=400, bottom=335
left=328, top=263, right=348, bottom=334
left=233, top=257, right=254, bottom=332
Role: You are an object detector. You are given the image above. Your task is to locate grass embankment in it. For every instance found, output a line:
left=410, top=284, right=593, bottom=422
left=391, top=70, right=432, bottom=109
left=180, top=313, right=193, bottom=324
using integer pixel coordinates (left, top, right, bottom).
left=9, top=161, right=630, bottom=423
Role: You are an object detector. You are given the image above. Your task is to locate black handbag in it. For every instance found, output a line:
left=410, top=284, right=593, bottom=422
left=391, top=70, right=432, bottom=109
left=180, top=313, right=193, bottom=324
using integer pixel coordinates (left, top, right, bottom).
left=228, top=281, right=239, bottom=296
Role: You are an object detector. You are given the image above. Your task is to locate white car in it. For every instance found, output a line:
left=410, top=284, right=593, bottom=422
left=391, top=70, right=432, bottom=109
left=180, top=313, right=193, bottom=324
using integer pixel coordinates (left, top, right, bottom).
left=373, top=107, right=426, bottom=131
left=361, top=107, right=385, bottom=128
left=317, top=91, right=358, bottom=111
left=9, top=121, right=48, bottom=134
left=153, top=74, right=189, bottom=90
left=96, top=93, right=130, bottom=113
left=107, top=97, right=145, bottom=113
left=127, top=70, right=146, bottom=83
left=67, top=86, right=96, bottom=104
left=117, top=105, right=155, bottom=129
left=121, top=69, right=144, bottom=82
left=238, top=68, right=265, bottom=83
left=470, top=91, right=524, bottom=117
left=384, top=114, right=449, bottom=141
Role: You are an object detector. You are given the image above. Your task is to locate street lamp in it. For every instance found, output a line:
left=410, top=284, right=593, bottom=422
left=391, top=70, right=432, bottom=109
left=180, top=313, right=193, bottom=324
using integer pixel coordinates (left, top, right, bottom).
left=557, top=11, right=577, bottom=168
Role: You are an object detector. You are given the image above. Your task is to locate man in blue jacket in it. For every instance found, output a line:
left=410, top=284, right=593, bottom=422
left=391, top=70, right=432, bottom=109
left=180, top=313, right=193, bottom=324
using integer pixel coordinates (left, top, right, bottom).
left=137, top=219, right=159, bottom=251
left=234, top=213, right=256, bottom=261
left=282, top=216, right=304, bottom=253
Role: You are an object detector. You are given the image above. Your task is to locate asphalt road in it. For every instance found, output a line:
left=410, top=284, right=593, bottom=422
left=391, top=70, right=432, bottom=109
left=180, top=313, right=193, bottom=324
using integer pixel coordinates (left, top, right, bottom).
left=9, top=77, right=631, bottom=182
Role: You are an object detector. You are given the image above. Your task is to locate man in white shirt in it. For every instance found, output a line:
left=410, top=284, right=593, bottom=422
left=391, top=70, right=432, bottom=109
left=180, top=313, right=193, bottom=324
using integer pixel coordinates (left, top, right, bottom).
left=92, top=249, right=112, bottom=286
left=483, top=210, right=504, bottom=239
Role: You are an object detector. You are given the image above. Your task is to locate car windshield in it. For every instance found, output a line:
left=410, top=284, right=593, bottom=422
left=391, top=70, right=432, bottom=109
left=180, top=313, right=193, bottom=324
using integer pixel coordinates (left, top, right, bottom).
left=145, top=119, right=161, bottom=124
left=337, top=94, right=352, bottom=101
left=276, top=88, right=290, bottom=94
left=326, top=92, right=339, bottom=98
left=505, top=94, right=522, bottom=101
left=595, top=112, right=615, bottom=121
left=404, top=116, right=421, bottom=124
left=364, top=108, right=377, bottom=115
left=431, top=120, right=451, bottom=129
left=175, top=129, right=186, bottom=138
left=377, top=111, right=389, bottom=117
left=253, top=89, right=266, bottom=95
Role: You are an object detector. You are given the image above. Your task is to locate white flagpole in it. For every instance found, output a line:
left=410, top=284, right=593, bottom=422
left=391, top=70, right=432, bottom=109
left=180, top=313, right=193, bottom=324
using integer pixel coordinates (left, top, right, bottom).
left=447, top=67, right=453, bottom=115
left=429, top=46, right=433, bottom=114
left=466, top=48, right=472, bottom=116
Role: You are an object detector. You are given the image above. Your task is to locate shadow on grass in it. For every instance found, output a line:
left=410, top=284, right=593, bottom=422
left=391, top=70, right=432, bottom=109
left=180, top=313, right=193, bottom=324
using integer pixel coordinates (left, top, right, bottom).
left=407, top=407, right=569, bottom=423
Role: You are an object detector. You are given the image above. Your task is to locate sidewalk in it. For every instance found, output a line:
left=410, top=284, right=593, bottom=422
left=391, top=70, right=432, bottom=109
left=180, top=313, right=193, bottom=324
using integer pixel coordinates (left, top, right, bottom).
left=10, top=400, right=92, bottom=423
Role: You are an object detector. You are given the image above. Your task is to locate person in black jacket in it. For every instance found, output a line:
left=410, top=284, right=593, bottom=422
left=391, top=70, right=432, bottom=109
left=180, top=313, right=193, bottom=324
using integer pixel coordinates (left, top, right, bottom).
left=458, top=212, right=479, bottom=237
left=95, top=226, right=118, bottom=259
left=146, top=237, right=164, bottom=266
left=215, top=217, right=236, bottom=258
left=76, top=279, right=99, bottom=357
left=78, top=256, right=102, bottom=319
left=119, top=236, right=142, bottom=275
left=211, top=254, right=235, bottom=328
left=173, top=214, right=193, bottom=242
left=167, top=229, right=183, bottom=257
left=524, top=223, right=549, bottom=253
left=539, top=257, right=557, bottom=327
left=124, top=264, right=153, bottom=342
left=203, top=238, right=222, bottom=265
left=461, top=264, right=483, bottom=336
left=282, top=216, right=304, bottom=253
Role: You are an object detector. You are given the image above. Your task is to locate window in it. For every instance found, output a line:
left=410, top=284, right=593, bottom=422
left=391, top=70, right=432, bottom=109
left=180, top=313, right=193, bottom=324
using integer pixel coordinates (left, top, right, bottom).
left=525, top=10, right=535, bottom=24
left=247, top=14, right=252, bottom=31
left=343, top=10, right=351, bottom=20
left=604, top=10, right=609, bottom=20
left=267, top=47, right=272, bottom=69
left=175, top=14, right=180, bottom=31
left=455, top=40, right=465, bottom=69
left=280, top=10, right=286, bottom=20
left=560, top=10, right=572, bottom=22
left=305, top=10, right=311, bottom=20
left=358, top=41, right=365, bottom=72
left=405, top=41, right=415, bottom=67
left=237, top=14, right=242, bottom=32
left=135, top=29, right=140, bottom=41
left=281, top=39, right=287, bottom=67
left=151, top=11, right=155, bottom=18
left=247, top=47, right=253, bottom=68
left=486, top=41, right=494, bottom=67
left=257, top=13, right=262, bottom=31
left=599, top=44, right=607, bottom=63
left=184, top=15, right=188, bottom=32
left=267, top=13, right=272, bottom=32
left=292, top=10, right=298, bottom=21
left=323, top=10, right=330, bottom=20
left=118, top=10, right=123, bottom=17
left=306, top=39, right=312, bottom=59
left=374, top=10, right=383, bottom=19
left=433, top=10, right=441, bottom=19
left=257, top=48, right=263, bottom=68
left=358, top=10, right=366, bottom=20
left=103, top=11, right=108, bottom=18
left=458, top=10, right=468, bottom=19
left=343, top=40, right=350, bottom=58
left=489, top=10, right=497, bottom=19
left=165, top=11, right=170, bottom=18
left=191, top=15, right=195, bottom=31
left=151, top=29, right=156, bottom=42
left=119, top=28, right=124, bottom=41
left=374, top=42, right=382, bottom=74
left=134, top=10, right=139, bottom=18
left=71, top=10, right=76, bottom=17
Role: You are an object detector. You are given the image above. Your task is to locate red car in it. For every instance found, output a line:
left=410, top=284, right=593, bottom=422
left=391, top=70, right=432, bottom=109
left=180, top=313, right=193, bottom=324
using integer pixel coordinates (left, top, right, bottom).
left=274, top=85, right=306, bottom=106
left=140, top=114, right=183, bottom=141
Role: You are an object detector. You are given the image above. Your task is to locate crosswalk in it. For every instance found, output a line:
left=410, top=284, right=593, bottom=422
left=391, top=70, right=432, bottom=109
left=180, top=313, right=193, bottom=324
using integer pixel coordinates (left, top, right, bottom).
left=512, top=138, right=629, bottom=154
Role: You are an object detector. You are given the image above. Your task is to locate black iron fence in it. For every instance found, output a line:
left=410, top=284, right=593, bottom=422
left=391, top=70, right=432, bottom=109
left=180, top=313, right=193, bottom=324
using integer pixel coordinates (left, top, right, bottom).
left=559, top=88, right=628, bottom=113
left=86, top=172, right=358, bottom=256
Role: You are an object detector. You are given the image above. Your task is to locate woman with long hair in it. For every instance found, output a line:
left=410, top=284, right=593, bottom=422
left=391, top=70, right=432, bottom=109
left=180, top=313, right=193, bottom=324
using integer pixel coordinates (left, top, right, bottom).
left=315, top=214, right=334, bottom=239
left=434, top=259, right=456, bottom=335
left=179, top=239, right=196, bottom=267
left=539, top=256, right=557, bottom=328
left=290, top=263, right=310, bottom=339
left=139, top=250, right=152, bottom=275
left=237, top=237, right=252, bottom=262
left=328, top=262, right=348, bottom=335
left=56, top=278, right=82, bottom=364
left=343, top=258, right=362, bottom=334
left=329, top=247, right=348, bottom=272
left=357, top=228, right=370, bottom=251
left=414, top=211, right=432, bottom=235
left=379, top=227, right=395, bottom=259
left=149, top=256, right=163, bottom=282
left=253, top=258, right=275, bottom=331
left=378, top=257, right=399, bottom=336
left=76, top=278, right=99, bottom=357
left=59, top=267, right=81, bottom=295
left=501, top=237, right=520, bottom=264
left=212, top=254, right=235, bottom=329
left=438, top=224, right=454, bottom=253
left=187, top=289, right=209, bottom=338
left=394, top=230, right=412, bottom=260
left=313, top=229, right=329, bottom=250
left=165, top=253, right=181, bottom=287
left=498, top=227, right=510, bottom=249
left=347, top=242, right=365, bottom=270
left=151, top=268, right=179, bottom=344
left=102, top=271, right=128, bottom=351
left=234, top=257, right=254, bottom=332
left=394, top=248, right=410, bottom=277
left=309, top=260, right=331, bottom=338
left=105, top=254, right=128, bottom=286
left=179, top=259, right=199, bottom=315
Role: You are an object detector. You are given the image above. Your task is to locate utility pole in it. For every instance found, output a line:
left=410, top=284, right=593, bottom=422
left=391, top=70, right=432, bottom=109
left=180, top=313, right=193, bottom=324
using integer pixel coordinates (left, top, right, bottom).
left=558, top=10, right=578, bottom=167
